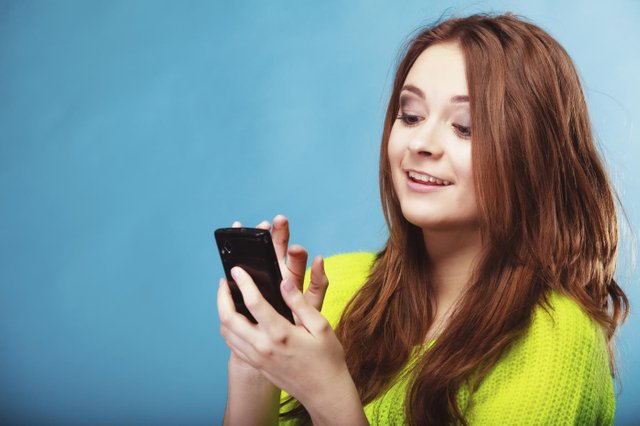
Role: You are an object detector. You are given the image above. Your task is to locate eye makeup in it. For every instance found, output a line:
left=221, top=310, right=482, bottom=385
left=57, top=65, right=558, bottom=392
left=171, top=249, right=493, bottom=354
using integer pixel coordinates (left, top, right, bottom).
left=399, top=93, right=422, bottom=112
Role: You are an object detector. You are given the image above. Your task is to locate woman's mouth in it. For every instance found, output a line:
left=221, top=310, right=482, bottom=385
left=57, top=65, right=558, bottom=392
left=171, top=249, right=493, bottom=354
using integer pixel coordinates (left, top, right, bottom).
left=407, top=170, right=451, bottom=186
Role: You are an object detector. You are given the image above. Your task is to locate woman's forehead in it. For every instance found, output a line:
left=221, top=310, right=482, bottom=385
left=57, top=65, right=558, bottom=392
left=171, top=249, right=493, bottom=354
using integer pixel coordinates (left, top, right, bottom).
left=403, top=42, right=469, bottom=104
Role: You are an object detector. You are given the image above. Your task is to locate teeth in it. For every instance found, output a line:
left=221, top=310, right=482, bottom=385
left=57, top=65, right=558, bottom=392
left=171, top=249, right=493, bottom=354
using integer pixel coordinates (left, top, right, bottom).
left=408, top=171, right=451, bottom=186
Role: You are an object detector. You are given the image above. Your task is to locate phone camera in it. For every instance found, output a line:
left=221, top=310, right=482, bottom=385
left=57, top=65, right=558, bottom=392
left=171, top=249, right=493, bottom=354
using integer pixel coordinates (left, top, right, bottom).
left=223, top=240, right=232, bottom=254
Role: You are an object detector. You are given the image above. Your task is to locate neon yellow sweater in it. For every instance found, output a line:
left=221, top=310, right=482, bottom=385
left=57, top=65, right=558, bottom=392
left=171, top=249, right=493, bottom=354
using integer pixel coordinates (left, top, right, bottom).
left=280, top=252, right=615, bottom=425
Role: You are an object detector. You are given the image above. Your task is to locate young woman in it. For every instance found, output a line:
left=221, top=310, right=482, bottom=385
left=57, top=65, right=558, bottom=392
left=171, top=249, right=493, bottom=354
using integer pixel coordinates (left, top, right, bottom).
left=217, top=13, right=629, bottom=425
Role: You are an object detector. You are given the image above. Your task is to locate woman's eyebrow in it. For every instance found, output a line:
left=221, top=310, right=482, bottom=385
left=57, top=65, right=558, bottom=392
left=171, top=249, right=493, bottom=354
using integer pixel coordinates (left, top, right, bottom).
left=401, top=84, right=425, bottom=99
left=450, top=95, right=469, bottom=103
left=400, top=85, right=469, bottom=104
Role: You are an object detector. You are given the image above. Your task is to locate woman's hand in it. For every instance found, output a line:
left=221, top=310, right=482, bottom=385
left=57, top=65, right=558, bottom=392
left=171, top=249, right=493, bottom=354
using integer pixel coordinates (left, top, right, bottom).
left=220, top=215, right=329, bottom=371
left=217, top=215, right=367, bottom=424
left=218, top=266, right=364, bottom=424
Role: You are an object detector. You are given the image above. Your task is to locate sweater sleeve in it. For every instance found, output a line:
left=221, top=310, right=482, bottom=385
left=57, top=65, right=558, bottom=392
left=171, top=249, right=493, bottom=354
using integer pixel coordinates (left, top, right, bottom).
left=464, top=292, right=615, bottom=425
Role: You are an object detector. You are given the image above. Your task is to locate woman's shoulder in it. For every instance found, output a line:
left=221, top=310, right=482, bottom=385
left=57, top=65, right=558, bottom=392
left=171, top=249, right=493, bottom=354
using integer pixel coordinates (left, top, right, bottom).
left=517, top=289, right=610, bottom=375
left=303, top=251, right=376, bottom=327
left=323, top=251, right=377, bottom=279
left=465, top=290, right=615, bottom=424
left=535, top=291, right=600, bottom=337
left=527, top=290, right=610, bottom=370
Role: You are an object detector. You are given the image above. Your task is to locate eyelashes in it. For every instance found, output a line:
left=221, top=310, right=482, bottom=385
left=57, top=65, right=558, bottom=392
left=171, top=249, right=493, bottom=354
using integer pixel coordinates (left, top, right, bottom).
left=396, top=113, right=421, bottom=126
left=452, top=123, right=471, bottom=138
left=395, top=113, right=472, bottom=139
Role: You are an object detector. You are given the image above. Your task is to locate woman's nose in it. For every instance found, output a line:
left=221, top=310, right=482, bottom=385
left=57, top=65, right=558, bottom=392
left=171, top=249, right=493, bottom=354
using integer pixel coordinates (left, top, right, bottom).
left=408, top=123, right=444, bottom=157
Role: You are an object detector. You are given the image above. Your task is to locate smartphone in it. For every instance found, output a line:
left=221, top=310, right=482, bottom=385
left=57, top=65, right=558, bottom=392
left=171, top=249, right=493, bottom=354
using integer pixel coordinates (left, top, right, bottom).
left=214, top=227, right=295, bottom=324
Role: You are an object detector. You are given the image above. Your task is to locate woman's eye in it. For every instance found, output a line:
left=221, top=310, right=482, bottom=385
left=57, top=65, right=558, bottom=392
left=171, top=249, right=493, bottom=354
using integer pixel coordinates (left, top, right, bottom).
left=396, top=113, right=421, bottom=126
left=453, top=123, right=471, bottom=138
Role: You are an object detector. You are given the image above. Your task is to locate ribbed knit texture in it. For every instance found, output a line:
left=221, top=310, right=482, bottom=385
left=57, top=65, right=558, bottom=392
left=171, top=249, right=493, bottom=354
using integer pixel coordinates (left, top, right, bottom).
left=280, top=252, right=615, bottom=425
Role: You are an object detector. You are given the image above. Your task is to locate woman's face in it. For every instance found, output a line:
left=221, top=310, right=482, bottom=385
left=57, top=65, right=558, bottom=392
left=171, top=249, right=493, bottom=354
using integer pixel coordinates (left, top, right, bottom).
left=388, top=42, right=479, bottom=232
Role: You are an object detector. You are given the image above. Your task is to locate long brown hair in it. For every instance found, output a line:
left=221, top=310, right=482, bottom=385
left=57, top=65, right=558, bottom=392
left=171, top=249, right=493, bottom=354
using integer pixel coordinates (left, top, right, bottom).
left=281, top=13, right=629, bottom=425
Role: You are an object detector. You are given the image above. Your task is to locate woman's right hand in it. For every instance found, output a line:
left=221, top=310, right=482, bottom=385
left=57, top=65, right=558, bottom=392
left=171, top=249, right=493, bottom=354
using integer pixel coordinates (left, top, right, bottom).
left=221, top=215, right=330, bottom=373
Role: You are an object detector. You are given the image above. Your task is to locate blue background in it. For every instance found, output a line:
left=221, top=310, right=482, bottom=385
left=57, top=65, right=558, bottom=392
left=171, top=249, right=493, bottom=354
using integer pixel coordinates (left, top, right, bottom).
left=1, top=0, right=638, bottom=424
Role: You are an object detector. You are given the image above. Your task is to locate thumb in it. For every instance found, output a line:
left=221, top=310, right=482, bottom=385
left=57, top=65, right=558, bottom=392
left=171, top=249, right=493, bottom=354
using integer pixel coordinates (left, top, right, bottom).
left=304, top=256, right=329, bottom=312
left=281, top=278, right=327, bottom=334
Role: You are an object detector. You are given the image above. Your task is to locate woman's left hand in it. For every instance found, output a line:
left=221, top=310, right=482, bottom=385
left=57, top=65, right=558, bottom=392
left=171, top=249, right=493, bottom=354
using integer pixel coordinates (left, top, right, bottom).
left=217, top=263, right=356, bottom=415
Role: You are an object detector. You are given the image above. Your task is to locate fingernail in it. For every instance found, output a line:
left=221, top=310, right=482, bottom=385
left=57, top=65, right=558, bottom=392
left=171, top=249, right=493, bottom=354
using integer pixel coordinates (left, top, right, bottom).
left=231, top=267, right=240, bottom=279
left=283, top=280, right=294, bottom=293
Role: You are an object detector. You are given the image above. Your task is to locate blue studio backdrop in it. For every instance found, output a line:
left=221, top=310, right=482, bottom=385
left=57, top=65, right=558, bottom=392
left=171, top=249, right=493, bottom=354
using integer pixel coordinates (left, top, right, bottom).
left=1, top=1, right=638, bottom=424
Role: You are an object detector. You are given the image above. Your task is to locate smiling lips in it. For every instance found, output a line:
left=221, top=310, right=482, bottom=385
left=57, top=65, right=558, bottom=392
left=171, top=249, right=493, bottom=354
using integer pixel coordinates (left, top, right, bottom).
left=407, top=170, right=452, bottom=186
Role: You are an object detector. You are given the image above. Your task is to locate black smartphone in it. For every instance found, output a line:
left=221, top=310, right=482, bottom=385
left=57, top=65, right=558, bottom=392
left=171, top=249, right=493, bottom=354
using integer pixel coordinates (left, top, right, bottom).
left=214, top=227, right=295, bottom=324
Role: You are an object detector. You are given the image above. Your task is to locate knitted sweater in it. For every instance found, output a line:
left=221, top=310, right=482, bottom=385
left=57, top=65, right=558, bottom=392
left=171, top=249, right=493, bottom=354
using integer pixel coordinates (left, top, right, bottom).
left=279, top=252, right=615, bottom=425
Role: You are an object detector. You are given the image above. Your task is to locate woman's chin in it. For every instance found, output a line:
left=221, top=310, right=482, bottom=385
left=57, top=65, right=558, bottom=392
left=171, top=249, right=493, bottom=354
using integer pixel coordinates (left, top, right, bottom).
left=403, top=213, right=479, bottom=233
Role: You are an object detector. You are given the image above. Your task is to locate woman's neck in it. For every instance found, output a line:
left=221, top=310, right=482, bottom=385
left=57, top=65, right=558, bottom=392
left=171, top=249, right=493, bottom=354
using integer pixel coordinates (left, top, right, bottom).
left=422, top=226, right=483, bottom=319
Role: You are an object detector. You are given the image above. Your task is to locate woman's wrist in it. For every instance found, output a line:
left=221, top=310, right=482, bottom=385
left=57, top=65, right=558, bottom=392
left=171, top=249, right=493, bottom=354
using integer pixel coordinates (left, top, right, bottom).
left=304, top=370, right=368, bottom=426
left=228, top=357, right=278, bottom=390
left=225, top=357, right=281, bottom=426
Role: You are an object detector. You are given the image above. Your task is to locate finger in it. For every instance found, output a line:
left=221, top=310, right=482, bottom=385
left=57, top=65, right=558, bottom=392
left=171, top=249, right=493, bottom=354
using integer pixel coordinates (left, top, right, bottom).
left=219, top=281, right=287, bottom=369
left=281, top=279, right=330, bottom=336
left=304, top=256, right=329, bottom=312
left=286, top=244, right=308, bottom=291
left=217, top=278, right=263, bottom=344
left=220, top=325, right=259, bottom=366
left=221, top=324, right=263, bottom=367
left=228, top=345, right=253, bottom=366
left=256, top=220, right=271, bottom=231
left=271, top=215, right=290, bottom=269
left=232, top=221, right=242, bottom=228
left=231, top=267, right=290, bottom=336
